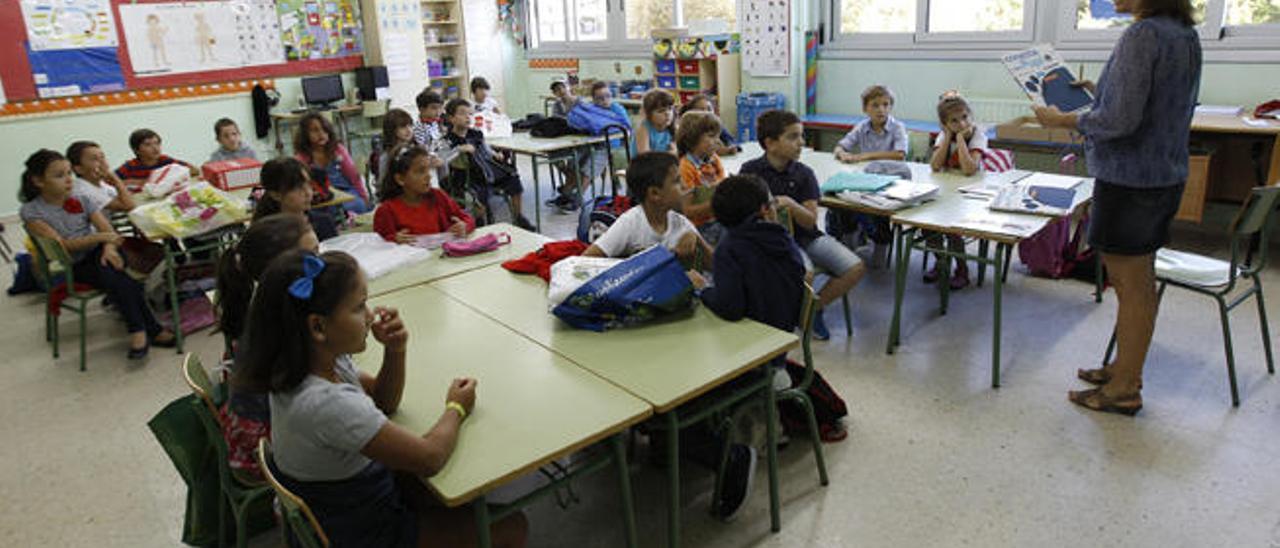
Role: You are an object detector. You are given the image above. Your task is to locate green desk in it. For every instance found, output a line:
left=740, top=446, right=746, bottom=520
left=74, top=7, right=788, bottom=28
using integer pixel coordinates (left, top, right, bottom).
left=366, top=224, right=549, bottom=297
left=488, top=133, right=608, bottom=231
left=432, top=265, right=798, bottom=548
left=352, top=285, right=650, bottom=547
left=885, top=165, right=1095, bottom=387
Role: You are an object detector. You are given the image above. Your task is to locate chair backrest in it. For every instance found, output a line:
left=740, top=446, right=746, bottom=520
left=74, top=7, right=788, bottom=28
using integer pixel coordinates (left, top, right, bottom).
left=182, top=353, right=222, bottom=424
left=794, top=283, right=819, bottom=391
left=29, top=234, right=81, bottom=294
left=1230, top=186, right=1280, bottom=276
left=256, top=439, right=331, bottom=548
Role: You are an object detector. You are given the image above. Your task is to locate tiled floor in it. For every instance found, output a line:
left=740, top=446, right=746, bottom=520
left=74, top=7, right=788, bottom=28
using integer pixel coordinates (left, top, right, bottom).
left=2, top=168, right=1279, bottom=547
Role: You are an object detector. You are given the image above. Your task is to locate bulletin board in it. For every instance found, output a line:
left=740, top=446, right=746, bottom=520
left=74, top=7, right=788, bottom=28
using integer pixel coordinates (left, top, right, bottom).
left=0, top=0, right=363, bottom=110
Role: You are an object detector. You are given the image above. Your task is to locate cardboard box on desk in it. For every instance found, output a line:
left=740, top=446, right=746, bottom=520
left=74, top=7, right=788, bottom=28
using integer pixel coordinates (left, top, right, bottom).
left=995, top=116, right=1079, bottom=144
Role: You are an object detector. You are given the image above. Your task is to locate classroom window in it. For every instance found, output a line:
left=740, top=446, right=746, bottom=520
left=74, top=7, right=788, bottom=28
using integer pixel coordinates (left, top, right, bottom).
left=683, top=0, right=737, bottom=30
left=574, top=0, right=609, bottom=41
left=534, top=0, right=569, bottom=43
left=1069, top=0, right=1208, bottom=30
left=837, top=0, right=916, bottom=34
left=1226, top=0, right=1280, bottom=25
left=626, top=0, right=673, bottom=40
left=927, top=0, right=1026, bottom=33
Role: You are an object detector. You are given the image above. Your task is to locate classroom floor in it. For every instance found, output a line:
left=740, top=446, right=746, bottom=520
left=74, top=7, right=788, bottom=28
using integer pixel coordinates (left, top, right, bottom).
left=2, top=169, right=1279, bottom=548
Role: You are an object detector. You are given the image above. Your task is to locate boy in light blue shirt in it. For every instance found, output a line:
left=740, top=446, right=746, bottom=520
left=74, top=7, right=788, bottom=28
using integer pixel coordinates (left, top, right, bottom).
left=831, top=85, right=905, bottom=267
left=834, top=85, right=907, bottom=163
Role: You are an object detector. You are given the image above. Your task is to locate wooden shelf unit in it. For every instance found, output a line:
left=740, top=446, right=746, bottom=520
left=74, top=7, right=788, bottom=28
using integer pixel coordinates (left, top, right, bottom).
left=422, top=0, right=468, bottom=99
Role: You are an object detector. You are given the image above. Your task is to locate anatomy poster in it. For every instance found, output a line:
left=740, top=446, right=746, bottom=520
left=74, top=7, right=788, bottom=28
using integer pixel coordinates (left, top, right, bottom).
left=21, top=0, right=118, bottom=51
left=741, top=0, right=790, bottom=77
left=277, top=0, right=364, bottom=61
left=120, top=1, right=284, bottom=76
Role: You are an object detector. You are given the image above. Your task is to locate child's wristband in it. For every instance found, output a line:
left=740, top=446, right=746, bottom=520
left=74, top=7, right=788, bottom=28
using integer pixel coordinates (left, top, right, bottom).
left=446, top=401, right=467, bottom=420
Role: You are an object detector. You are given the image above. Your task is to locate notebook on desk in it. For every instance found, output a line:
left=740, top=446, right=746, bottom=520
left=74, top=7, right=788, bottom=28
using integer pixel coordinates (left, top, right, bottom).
left=989, top=183, right=1076, bottom=217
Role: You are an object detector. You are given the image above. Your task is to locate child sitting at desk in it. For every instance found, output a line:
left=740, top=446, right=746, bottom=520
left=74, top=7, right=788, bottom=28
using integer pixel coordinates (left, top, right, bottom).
left=236, top=249, right=528, bottom=548
left=378, top=108, right=417, bottom=181
left=634, top=89, right=677, bottom=155
left=209, top=118, right=258, bottom=163
left=374, top=145, right=475, bottom=243
left=832, top=85, right=907, bottom=266
left=115, top=128, right=199, bottom=190
left=255, top=157, right=339, bottom=241
left=215, top=213, right=320, bottom=478
left=677, top=111, right=728, bottom=246
left=549, top=80, right=582, bottom=117
left=21, top=149, right=175, bottom=359
left=294, top=113, right=371, bottom=215
left=700, top=173, right=805, bottom=335
left=835, top=85, right=908, bottom=163
left=740, top=110, right=866, bottom=341
left=680, top=94, right=741, bottom=156
left=584, top=151, right=713, bottom=267
left=926, top=91, right=987, bottom=289
left=412, top=90, right=446, bottom=149
left=471, top=76, right=502, bottom=114
left=67, top=141, right=135, bottom=213
left=440, top=98, right=535, bottom=231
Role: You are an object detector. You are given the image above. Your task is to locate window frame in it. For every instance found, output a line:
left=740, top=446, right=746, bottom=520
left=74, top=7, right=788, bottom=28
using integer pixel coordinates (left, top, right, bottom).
left=822, top=0, right=1280, bottom=62
left=527, top=0, right=735, bottom=58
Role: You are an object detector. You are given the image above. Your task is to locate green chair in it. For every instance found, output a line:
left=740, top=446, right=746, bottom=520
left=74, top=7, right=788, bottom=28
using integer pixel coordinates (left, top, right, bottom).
left=779, top=208, right=853, bottom=337
left=182, top=353, right=274, bottom=548
left=30, top=234, right=104, bottom=372
left=256, top=439, right=330, bottom=548
left=1103, top=186, right=1279, bottom=406
left=775, top=283, right=830, bottom=486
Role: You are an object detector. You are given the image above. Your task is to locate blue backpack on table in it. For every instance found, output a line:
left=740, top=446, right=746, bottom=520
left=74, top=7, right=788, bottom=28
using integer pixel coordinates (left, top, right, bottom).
left=567, top=103, right=631, bottom=136
left=552, top=245, right=696, bottom=332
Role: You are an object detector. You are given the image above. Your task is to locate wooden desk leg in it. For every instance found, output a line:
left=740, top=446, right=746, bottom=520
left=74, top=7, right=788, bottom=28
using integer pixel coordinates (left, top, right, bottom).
left=887, top=225, right=909, bottom=354
left=665, top=412, right=681, bottom=548
left=474, top=495, right=492, bottom=548
left=992, top=243, right=1007, bottom=388
left=610, top=434, right=639, bottom=548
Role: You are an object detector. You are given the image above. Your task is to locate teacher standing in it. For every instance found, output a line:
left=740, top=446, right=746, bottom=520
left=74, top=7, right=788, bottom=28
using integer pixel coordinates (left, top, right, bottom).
left=1033, top=0, right=1202, bottom=416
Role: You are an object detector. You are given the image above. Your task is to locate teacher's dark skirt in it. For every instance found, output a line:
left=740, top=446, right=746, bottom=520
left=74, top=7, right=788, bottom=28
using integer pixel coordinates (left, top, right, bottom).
left=1089, top=180, right=1186, bottom=256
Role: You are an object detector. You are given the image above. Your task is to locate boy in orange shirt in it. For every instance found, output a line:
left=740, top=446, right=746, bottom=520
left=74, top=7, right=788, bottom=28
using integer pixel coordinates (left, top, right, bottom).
left=677, top=111, right=727, bottom=245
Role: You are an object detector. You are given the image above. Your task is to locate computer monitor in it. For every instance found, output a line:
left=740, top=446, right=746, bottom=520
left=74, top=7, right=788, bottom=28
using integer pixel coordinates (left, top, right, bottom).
left=302, top=74, right=344, bottom=108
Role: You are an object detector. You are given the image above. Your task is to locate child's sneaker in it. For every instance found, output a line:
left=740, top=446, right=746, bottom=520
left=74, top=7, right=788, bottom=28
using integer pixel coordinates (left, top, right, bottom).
left=811, top=310, right=831, bottom=341
left=514, top=215, right=536, bottom=231
left=950, top=264, right=970, bottom=290
left=715, top=444, right=757, bottom=522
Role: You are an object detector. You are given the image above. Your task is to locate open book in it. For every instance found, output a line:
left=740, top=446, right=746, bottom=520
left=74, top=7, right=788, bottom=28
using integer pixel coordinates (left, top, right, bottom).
left=1002, top=44, right=1093, bottom=113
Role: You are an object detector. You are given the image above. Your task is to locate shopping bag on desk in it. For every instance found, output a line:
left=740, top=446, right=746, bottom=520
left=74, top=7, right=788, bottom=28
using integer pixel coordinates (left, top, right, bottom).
left=551, top=245, right=696, bottom=332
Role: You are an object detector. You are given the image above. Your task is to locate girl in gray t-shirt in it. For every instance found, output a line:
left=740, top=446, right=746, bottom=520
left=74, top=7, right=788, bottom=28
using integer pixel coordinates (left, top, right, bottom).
left=234, top=249, right=525, bottom=547
left=19, top=149, right=172, bottom=359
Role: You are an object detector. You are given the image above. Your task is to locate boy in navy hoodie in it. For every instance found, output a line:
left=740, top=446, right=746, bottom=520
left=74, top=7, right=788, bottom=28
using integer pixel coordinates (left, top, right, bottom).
left=700, top=174, right=806, bottom=334
left=740, top=110, right=865, bottom=340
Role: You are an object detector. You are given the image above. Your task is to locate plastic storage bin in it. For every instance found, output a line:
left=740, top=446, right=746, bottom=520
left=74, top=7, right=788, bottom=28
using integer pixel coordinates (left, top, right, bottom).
left=678, top=76, right=701, bottom=89
left=677, top=60, right=700, bottom=73
left=655, top=59, right=677, bottom=74
left=735, top=92, right=786, bottom=142
left=657, top=76, right=677, bottom=89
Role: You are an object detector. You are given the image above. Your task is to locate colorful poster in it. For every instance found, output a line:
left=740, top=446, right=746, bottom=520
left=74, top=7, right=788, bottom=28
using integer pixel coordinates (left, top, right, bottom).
left=741, top=0, right=790, bottom=77
left=21, top=0, right=118, bottom=51
left=27, top=45, right=126, bottom=98
left=277, top=0, right=364, bottom=61
left=119, top=1, right=285, bottom=77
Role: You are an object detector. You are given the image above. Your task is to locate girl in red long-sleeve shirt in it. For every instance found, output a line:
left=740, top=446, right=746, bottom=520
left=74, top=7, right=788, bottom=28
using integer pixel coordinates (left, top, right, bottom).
left=373, top=145, right=474, bottom=243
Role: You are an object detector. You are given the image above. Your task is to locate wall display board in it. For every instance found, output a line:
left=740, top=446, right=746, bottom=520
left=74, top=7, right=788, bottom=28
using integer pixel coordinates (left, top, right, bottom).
left=740, top=0, right=790, bottom=77
left=277, top=0, right=364, bottom=60
left=119, top=1, right=285, bottom=76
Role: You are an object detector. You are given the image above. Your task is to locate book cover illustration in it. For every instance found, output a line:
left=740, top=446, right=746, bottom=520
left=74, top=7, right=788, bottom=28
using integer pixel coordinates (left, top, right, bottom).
left=1002, top=44, right=1093, bottom=113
